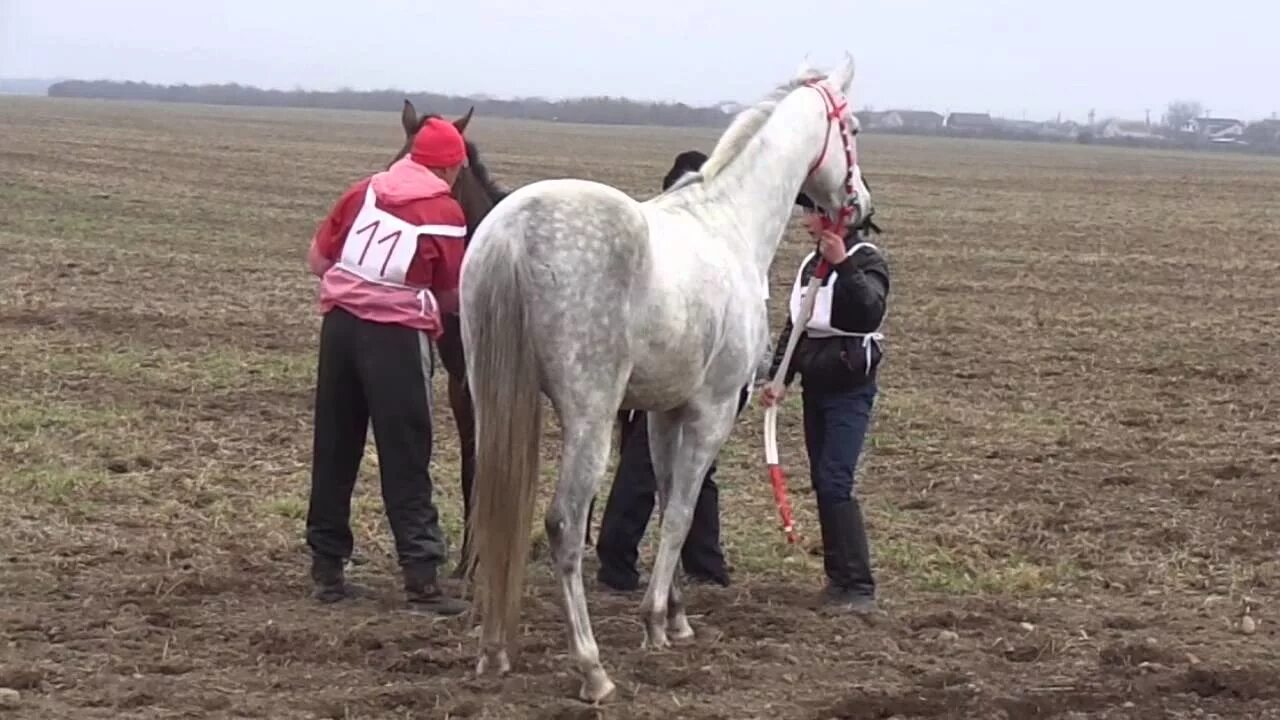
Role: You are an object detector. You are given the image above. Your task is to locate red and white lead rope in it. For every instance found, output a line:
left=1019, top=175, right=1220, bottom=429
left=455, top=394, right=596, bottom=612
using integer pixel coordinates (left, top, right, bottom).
left=761, top=78, right=858, bottom=544
left=762, top=256, right=830, bottom=544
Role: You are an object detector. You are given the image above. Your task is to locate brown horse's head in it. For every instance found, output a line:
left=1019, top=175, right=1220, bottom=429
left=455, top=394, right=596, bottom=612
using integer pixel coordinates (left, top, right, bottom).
left=393, top=99, right=508, bottom=236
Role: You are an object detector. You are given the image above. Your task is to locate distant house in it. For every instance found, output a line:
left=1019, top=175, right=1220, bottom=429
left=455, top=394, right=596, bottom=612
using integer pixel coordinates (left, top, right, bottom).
left=852, top=109, right=944, bottom=133
left=995, top=118, right=1041, bottom=131
left=1037, top=121, right=1080, bottom=141
left=855, top=110, right=892, bottom=130
left=1183, top=117, right=1246, bottom=143
left=1098, top=119, right=1163, bottom=142
left=945, top=112, right=994, bottom=134
left=889, top=110, right=945, bottom=131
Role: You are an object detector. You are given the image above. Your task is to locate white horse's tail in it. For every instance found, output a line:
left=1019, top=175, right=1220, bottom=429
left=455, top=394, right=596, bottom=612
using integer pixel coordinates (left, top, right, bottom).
left=462, top=235, right=543, bottom=662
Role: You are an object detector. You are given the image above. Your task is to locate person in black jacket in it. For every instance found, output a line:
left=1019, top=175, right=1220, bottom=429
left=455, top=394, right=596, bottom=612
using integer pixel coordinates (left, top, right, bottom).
left=593, top=149, right=738, bottom=592
left=762, top=209, right=889, bottom=614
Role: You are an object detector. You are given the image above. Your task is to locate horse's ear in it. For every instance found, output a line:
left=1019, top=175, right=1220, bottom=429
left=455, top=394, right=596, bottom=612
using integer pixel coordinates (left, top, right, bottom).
left=454, top=106, right=474, bottom=134
left=401, top=99, right=418, bottom=135
left=830, top=52, right=855, bottom=92
left=794, top=55, right=818, bottom=80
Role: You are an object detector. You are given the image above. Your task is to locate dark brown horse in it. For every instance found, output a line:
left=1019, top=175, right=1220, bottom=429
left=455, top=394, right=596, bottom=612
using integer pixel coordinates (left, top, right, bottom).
left=390, top=100, right=508, bottom=579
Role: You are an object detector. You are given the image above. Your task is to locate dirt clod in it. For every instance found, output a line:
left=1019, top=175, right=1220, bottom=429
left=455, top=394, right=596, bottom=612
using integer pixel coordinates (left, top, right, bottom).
left=0, top=689, right=19, bottom=709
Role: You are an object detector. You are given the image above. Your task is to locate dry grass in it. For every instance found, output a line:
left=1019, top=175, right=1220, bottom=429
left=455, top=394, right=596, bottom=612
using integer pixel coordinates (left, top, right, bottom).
left=2, top=96, right=1279, bottom=719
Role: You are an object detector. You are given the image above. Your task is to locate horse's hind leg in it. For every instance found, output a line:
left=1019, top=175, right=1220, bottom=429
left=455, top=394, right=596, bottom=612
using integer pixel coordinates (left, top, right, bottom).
left=641, top=397, right=737, bottom=649
left=645, top=411, right=693, bottom=642
left=546, top=414, right=616, bottom=703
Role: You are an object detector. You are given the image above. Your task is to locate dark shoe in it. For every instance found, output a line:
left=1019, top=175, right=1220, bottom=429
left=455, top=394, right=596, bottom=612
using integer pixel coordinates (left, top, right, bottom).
left=685, top=570, right=731, bottom=588
left=822, top=584, right=879, bottom=615
left=404, top=565, right=469, bottom=616
left=311, top=555, right=348, bottom=603
left=596, top=568, right=644, bottom=595
left=817, top=498, right=876, bottom=598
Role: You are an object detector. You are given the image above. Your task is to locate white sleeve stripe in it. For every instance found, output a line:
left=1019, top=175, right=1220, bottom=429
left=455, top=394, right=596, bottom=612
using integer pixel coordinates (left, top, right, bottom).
left=417, top=224, right=468, bottom=237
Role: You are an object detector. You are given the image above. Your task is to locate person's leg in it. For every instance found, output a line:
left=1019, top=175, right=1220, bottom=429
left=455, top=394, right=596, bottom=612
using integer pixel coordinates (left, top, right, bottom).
left=802, top=385, right=825, bottom=490
left=357, top=320, right=466, bottom=614
left=305, top=309, right=370, bottom=602
left=595, top=410, right=657, bottom=591
left=808, top=382, right=879, bottom=611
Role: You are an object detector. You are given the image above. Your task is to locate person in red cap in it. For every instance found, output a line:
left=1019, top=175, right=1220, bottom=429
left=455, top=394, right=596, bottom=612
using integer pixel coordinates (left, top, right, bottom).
left=303, top=116, right=470, bottom=614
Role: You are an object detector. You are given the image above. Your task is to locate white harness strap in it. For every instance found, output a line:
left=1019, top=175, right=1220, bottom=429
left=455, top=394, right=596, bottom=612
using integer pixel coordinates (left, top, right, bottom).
left=787, top=241, right=886, bottom=376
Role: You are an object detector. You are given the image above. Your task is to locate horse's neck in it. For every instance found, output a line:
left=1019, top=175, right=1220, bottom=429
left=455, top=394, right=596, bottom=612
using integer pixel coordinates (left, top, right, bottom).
left=706, top=90, right=828, bottom=285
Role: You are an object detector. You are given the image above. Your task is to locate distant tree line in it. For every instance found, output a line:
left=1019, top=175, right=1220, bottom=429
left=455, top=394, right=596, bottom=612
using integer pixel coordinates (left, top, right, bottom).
left=46, top=80, right=734, bottom=128
left=44, top=80, right=1280, bottom=156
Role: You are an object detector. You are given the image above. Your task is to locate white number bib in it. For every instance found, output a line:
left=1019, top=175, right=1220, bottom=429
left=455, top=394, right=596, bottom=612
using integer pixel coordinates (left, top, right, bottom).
left=336, top=184, right=467, bottom=287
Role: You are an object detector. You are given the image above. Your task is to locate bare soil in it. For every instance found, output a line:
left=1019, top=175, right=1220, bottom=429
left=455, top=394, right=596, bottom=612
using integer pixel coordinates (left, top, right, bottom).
left=1, top=97, right=1278, bottom=719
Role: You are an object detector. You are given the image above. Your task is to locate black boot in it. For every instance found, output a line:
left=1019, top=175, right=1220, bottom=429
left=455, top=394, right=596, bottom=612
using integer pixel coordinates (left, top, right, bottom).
left=404, top=565, right=470, bottom=616
left=311, top=555, right=348, bottom=604
left=817, top=499, right=877, bottom=614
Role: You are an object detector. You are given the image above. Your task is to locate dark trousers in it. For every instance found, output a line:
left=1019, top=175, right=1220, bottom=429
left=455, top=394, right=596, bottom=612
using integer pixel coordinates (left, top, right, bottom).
left=595, top=387, right=748, bottom=589
left=802, top=382, right=878, bottom=505
left=802, top=381, right=878, bottom=593
left=306, top=307, right=447, bottom=571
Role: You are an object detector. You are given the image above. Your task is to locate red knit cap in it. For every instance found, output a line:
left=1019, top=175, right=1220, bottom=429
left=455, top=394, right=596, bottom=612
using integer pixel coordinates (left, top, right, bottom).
left=410, top=117, right=467, bottom=168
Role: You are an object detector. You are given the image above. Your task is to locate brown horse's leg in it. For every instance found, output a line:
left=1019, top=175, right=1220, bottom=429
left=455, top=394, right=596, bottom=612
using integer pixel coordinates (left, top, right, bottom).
left=437, top=316, right=475, bottom=580
left=447, top=370, right=475, bottom=579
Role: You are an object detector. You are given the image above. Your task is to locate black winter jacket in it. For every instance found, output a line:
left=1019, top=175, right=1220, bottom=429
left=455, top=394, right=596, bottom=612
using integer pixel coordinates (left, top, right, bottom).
left=769, top=227, right=890, bottom=393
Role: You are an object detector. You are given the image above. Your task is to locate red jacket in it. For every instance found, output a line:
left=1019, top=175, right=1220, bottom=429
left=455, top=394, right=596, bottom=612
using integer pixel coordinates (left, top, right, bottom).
left=308, top=158, right=467, bottom=337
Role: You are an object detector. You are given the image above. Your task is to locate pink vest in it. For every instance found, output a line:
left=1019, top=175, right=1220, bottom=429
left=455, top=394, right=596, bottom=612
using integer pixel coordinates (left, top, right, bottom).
left=313, top=166, right=467, bottom=335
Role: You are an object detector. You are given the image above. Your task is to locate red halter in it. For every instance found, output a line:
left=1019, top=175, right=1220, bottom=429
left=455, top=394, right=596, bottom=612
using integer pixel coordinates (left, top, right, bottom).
left=802, top=79, right=859, bottom=235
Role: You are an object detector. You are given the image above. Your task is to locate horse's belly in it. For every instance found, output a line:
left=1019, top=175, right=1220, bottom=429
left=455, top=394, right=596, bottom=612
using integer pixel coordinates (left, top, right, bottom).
left=620, top=370, right=700, bottom=412
left=620, top=327, right=758, bottom=413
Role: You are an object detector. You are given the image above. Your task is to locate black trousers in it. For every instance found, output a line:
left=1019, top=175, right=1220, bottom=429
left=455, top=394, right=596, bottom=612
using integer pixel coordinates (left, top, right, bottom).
left=305, top=307, right=447, bottom=571
left=595, top=387, right=749, bottom=589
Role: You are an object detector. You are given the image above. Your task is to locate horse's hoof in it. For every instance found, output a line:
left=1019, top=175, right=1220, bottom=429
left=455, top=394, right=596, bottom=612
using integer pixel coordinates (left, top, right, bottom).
left=475, top=649, right=510, bottom=677
left=579, top=669, right=616, bottom=704
left=642, top=629, right=671, bottom=651
left=642, top=609, right=671, bottom=650
left=668, top=614, right=695, bottom=641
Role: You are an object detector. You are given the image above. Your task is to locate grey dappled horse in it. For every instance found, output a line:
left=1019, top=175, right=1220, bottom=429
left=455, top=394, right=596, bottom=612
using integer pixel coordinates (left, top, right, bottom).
left=461, top=55, right=869, bottom=702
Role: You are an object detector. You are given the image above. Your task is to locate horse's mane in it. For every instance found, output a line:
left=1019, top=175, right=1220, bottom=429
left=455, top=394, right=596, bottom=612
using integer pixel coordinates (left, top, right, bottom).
left=697, top=67, right=827, bottom=181
left=465, top=140, right=508, bottom=203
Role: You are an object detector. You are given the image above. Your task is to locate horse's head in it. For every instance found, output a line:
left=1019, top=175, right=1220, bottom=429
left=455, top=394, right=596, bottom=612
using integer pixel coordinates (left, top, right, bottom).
left=795, top=54, right=870, bottom=232
left=393, top=99, right=506, bottom=234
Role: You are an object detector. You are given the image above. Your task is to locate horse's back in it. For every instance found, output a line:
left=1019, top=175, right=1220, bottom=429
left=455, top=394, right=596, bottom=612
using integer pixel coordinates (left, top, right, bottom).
left=470, top=177, right=645, bottom=259
left=462, top=177, right=753, bottom=413
left=465, top=177, right=653, bottom=408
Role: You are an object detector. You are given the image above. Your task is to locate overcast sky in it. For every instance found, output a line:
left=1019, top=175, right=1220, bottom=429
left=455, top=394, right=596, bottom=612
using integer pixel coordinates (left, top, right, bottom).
left=3, top=0, right=1276, bottom=122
